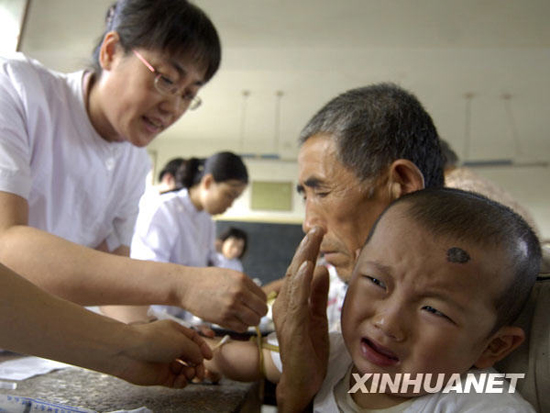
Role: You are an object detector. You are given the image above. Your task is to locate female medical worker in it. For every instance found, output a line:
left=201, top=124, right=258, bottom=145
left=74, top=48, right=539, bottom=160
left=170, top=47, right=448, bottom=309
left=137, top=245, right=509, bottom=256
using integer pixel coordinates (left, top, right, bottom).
left=130, top=152, right=249, bottom=321
left=0, top=0, right=266, bottom=336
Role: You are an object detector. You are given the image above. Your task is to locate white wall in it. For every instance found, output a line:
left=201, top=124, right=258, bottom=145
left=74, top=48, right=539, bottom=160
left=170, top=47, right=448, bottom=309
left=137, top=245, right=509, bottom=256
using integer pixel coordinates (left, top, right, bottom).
left=471, top=166, right=550, bottom=240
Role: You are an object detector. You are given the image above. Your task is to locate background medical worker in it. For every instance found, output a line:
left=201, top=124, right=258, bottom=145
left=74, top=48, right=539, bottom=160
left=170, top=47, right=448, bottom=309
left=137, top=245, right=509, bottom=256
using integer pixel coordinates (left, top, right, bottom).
left=129, top=152, right=249, bottom=321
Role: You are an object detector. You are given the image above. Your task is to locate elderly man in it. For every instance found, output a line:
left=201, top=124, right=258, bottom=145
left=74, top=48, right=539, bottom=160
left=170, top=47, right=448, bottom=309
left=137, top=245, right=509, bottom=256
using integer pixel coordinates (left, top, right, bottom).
left=295, top=83, right=444, bottom=331
left=272, top=83, right=444, bottom=410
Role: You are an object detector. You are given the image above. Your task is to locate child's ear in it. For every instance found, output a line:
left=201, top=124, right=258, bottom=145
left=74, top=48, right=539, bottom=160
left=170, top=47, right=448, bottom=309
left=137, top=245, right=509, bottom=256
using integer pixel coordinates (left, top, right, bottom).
left=474, top=326, right=525, bottom=369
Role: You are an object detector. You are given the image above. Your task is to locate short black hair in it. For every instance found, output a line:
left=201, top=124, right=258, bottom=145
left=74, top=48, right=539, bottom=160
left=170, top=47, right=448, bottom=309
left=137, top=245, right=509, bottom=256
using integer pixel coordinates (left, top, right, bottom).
left=366, top=187, right=541, bottom=333
left=92, top=0, right=221, bottom=82
left=158, top=157, right=186, bottom=182
left=218, top=227, right=248, bottom=258
left=175, top=151, right=248, bottom=189
left=299, top=83, right=444, bottom=189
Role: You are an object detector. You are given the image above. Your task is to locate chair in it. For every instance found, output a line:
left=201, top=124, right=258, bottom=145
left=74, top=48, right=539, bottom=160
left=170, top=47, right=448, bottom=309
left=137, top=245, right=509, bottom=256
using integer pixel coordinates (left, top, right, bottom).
left=495, top=247, right=550, bottom=412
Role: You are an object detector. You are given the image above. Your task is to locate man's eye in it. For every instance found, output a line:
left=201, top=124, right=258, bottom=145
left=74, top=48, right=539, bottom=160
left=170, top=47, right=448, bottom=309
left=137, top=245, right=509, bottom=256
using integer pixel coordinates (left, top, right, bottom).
left=367, top=276, right=386, bottom=289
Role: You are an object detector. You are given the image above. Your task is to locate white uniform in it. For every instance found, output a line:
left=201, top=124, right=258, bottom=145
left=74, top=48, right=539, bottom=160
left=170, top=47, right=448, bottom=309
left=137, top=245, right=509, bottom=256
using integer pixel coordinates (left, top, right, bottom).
left=131, top=188, right=220, bottom=318
left=0, top=53, right=150, bottom=251
left=216, top=253, right=244, bottom=272
left=131, top=188, right=219, bottom=266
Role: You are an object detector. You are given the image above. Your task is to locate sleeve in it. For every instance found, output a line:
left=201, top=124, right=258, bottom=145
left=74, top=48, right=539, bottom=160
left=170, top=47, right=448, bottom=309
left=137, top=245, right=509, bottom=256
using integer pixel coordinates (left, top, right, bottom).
left=268, top=332, right=344, bottom=376
left=208, top=221, right=222, bottom=266
left=106, top=151, right=150, bottom=250
left=129, top=201, right=176, bottom=263
left=0, top=59, right=33, bottom=199
left=267, top=332, right=282, bottom=373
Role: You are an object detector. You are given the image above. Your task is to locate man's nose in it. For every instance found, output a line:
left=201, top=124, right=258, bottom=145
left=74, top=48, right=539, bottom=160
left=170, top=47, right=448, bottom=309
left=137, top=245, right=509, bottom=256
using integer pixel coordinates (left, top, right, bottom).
left=302, top=202, right=325, bottom=234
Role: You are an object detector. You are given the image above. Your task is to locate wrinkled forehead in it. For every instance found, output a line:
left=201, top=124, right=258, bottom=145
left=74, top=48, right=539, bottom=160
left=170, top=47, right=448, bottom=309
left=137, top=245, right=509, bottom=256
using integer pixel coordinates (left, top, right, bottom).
left=363, top=204, right=512, bottom=295
left=298, top=134, right=363, bottom=184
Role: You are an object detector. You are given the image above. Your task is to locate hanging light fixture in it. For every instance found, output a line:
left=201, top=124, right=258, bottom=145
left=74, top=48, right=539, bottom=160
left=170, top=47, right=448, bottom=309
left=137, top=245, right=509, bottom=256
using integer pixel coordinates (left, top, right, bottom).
left=239, top=90, right=252, bottom=157
left=462, top=92, right=474, bottom=161
left=461, top=92, right=547, bottom=168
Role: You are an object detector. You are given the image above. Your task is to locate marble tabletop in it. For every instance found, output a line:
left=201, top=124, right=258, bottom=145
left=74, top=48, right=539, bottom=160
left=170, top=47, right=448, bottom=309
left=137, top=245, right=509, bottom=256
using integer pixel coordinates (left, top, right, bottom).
left=0, top=354, right=261, bottom=413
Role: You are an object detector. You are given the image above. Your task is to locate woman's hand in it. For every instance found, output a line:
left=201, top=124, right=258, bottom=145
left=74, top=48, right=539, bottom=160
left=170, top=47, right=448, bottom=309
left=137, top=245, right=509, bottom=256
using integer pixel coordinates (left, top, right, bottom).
left=176, top=267, right=268, bottom=333
left=115, top=320, right=213, bottom=388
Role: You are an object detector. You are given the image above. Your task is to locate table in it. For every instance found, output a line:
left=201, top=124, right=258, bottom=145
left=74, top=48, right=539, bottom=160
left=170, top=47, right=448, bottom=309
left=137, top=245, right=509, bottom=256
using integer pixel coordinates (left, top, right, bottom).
left=0, top=354, right=261, bottom=412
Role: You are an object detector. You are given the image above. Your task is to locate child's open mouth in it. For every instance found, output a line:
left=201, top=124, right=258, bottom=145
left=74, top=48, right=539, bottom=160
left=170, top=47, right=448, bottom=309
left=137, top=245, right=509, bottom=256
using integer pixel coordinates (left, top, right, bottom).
left=361, top=338, right=400, bottom=367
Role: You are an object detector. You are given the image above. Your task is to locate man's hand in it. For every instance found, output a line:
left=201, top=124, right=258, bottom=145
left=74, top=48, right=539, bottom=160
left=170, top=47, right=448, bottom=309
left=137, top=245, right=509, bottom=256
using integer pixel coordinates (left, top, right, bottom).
left=273, top=227, right=330, bottom=412
left=115, top=320, right=213, bottom=388
left=177, top=267, right=268, bottom=333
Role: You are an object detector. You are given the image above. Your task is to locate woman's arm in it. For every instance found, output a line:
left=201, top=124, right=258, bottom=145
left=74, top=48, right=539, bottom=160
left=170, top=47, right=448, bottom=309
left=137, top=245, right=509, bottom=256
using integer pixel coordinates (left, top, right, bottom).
left=0, top=261, right=212, bottom=388
left=99, top=244, right=151, bottom=323
left=0, top=191, right=267, bottom=332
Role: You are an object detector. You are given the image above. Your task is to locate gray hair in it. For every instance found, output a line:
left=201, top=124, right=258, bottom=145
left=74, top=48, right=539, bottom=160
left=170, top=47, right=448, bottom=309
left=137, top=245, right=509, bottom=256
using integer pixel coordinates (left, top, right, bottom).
left=299, top=83, right=444, bottom=188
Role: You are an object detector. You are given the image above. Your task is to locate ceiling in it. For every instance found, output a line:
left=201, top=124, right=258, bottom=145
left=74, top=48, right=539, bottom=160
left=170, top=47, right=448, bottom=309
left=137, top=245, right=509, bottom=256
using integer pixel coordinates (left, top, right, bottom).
left=19, top=0, right=550, bottom=162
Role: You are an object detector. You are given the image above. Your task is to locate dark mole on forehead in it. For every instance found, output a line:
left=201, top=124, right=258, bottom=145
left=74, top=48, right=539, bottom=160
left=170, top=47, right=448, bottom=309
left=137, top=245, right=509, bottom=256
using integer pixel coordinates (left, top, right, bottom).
left=447, top=247, right=471, bottom=264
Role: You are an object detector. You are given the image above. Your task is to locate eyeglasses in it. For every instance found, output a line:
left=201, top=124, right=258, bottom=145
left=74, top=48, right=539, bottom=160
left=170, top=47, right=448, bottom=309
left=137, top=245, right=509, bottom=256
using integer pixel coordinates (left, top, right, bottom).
left=132, top=49, right=202, bottom=110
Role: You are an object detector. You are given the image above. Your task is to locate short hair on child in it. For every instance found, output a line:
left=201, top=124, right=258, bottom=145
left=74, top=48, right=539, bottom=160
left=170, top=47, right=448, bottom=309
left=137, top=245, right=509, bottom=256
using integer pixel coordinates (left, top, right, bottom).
left=218, top=227, right=248, bottom=258
left=365, top=187, right=541, bottom=334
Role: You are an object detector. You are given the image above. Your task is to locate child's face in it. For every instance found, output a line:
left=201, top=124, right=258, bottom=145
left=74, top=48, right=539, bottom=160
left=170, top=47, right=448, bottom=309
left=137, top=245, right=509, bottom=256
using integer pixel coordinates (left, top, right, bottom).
left=341, top=206, right=509, bottom=390
left=222, top=237, right=245, bottom=260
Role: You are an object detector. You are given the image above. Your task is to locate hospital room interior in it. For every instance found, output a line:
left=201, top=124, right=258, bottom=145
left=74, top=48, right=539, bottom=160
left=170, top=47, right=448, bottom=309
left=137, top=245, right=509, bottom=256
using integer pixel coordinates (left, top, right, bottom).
left=0, top=0, right=548, bottom=412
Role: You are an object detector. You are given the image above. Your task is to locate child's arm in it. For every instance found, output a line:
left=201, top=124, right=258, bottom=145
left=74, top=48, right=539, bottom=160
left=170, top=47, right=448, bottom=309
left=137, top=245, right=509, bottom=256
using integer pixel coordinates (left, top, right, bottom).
left=204, top=335, right=281, bottom=383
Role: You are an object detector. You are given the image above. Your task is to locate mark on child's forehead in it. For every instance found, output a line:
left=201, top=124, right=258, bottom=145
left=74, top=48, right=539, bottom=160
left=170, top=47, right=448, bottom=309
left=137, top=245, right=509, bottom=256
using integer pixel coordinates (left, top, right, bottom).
left=447, top=247, right=471, bottom=264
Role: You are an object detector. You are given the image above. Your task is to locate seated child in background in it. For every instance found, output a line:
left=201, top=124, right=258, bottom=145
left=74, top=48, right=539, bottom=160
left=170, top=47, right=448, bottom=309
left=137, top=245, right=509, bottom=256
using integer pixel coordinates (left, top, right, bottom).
left=205, top=188, right=540, bottom=412
left=216, top=227, right=248, bottom=272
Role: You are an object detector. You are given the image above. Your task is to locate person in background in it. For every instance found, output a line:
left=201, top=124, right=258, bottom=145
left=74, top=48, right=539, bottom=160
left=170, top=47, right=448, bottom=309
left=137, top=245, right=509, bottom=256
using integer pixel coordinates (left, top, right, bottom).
left=216, top=227, right=248, bottom=273
left=130, top=151, right=250, bottom=322
left=158, top=157, right=187, bottom=193
left=136, top=157, right=187, bottom=224
left=441, top=139, right=540, bottom=235
left=0, top=0, right=266, bottom=350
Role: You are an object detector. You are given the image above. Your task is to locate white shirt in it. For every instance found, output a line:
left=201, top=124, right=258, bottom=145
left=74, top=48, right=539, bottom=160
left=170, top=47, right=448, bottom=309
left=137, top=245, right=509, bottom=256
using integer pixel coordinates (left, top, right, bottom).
left=131, top=188, right=220, bottom=319
left=326, top=264, right=348, bottom=332
left=0, top=53, right=150, bottom=250
left=216, top=253, right=244, bottom=272
left=131, top=188, right=219, bottom=266
left=313, top=333, right=535, bottom=413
